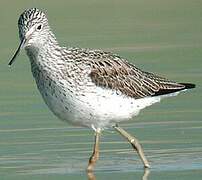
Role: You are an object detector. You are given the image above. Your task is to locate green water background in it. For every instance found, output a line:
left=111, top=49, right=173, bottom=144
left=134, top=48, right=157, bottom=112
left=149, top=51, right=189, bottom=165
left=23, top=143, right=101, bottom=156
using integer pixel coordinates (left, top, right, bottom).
left=0, top=0, right=202, bottom=179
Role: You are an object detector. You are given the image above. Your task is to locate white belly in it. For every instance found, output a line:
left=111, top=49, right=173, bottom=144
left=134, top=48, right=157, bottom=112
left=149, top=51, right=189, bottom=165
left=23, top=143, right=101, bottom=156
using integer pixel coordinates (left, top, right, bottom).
left=39, top=83, right=161, bottom=129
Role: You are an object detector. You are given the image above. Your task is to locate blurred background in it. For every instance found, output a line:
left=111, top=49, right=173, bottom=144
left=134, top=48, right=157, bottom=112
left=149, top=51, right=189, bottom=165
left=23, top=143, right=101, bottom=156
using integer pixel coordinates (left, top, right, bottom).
left=0, top=0, right=201, bottom=179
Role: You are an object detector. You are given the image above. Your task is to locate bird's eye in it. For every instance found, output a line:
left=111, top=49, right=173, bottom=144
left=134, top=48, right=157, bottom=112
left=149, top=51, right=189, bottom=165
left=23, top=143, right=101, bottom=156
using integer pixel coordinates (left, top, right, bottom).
left=36, top=24, right=42, bottom=31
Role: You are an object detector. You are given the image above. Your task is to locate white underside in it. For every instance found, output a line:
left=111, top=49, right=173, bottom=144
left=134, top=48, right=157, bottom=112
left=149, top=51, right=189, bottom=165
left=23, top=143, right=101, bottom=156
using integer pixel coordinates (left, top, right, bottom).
left=39, top=84, right=181, bottom=130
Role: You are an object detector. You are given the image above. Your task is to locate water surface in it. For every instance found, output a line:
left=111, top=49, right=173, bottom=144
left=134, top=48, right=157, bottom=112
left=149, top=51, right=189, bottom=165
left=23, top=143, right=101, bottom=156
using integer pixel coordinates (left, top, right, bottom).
left=0, top=0, right=202, bottom=179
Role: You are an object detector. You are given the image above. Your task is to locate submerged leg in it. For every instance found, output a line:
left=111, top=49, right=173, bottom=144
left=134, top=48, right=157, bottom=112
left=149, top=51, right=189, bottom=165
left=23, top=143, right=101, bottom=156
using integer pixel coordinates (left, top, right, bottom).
left=87, top=171, right=96, bottom=180
left=142, top=168, right=150, bottom=180
left=87, top=128, right=101, bottom=172
left=113, top=124, right=150, bottom=168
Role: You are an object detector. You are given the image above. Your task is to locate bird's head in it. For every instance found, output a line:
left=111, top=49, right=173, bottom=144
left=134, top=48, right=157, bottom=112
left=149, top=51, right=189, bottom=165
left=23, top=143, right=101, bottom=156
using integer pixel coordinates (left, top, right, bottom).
left=9, top=8, right=50, bottom=66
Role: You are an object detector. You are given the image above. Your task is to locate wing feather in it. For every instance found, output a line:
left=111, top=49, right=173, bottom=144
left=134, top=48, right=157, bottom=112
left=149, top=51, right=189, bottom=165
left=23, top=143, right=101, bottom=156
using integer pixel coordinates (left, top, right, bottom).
left=89, top=56, right=185, bottom=99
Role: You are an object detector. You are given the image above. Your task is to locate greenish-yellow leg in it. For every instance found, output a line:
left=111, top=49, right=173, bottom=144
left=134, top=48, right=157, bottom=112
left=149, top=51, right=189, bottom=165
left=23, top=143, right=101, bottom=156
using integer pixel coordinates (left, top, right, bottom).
left=114, top=124, right=150, bottom=168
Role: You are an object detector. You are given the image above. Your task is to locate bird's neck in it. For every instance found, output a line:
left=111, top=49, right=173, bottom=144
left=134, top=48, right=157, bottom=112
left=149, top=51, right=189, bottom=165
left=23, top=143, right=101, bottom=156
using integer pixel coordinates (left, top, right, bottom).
left=26, top=31, right=62, bottom=65
left=25, top=31, right=65, bottom=79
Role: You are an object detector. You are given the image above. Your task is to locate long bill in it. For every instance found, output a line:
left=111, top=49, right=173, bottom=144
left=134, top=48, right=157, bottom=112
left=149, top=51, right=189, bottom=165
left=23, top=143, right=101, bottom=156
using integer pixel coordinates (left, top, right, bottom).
left=8, top=38, right=26, bottom=66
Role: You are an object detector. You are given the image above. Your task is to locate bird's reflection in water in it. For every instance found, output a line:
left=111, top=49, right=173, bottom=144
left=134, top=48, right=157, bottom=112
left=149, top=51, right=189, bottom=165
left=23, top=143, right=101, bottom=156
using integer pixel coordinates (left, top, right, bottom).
left=87, top=171, right=96, bottom=180
left=142, top=168, right=150, bottom=180
left=87, top=168, right=150, bottom=180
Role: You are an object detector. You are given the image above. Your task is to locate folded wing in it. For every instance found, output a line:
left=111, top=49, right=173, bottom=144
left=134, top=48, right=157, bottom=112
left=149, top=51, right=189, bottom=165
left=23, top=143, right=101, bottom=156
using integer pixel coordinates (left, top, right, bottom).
left=89, top=56, right=195, bottom=99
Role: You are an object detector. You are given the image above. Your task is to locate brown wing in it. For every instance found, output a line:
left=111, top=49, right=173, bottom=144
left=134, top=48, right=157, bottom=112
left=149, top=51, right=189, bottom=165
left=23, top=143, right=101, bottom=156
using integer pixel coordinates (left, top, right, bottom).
left=89, top=56, right=186, bottom=99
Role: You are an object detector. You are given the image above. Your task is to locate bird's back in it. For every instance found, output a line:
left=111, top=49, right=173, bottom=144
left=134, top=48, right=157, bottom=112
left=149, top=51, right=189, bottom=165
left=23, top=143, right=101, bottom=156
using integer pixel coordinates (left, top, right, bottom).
left=61, top=47, right=195, bottom=99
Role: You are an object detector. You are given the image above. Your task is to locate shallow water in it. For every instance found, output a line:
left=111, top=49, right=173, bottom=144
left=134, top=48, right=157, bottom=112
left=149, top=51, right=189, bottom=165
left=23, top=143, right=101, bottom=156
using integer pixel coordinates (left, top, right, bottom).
left=0, top=0, right=202, bottom=179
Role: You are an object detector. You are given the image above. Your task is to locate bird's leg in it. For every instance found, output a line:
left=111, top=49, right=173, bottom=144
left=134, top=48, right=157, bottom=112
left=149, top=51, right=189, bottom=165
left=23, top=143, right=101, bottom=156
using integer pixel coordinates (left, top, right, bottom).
left=87, top=128, right=101, bottom=172
left=113, top=124, right=150, bottom=168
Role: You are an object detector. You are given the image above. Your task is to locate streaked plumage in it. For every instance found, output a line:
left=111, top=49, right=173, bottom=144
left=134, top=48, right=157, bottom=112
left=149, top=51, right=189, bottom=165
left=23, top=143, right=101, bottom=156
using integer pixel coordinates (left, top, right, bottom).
left=9, top=8, right=195, bottom=171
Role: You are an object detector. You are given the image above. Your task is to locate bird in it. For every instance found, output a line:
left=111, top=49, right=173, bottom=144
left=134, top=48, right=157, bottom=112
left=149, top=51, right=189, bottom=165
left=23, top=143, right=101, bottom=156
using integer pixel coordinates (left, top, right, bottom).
left=8, top=8, right=195, bottom=172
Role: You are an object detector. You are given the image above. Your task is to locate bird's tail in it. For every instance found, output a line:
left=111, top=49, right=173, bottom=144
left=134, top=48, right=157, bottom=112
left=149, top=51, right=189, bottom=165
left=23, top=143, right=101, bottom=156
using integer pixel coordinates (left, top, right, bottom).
left=180, top=83, right=196, bottom=89
left=152, top=82, right=195, bottom=96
